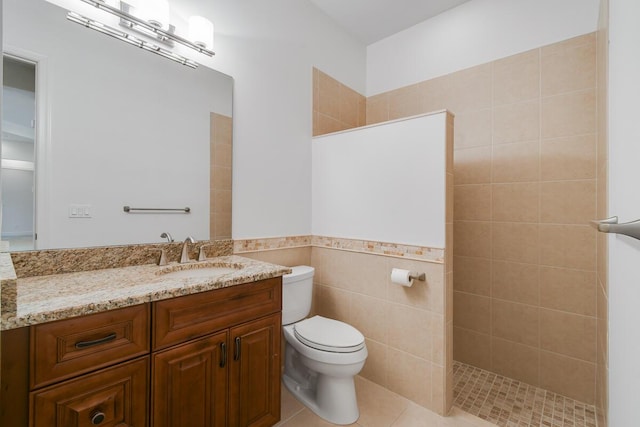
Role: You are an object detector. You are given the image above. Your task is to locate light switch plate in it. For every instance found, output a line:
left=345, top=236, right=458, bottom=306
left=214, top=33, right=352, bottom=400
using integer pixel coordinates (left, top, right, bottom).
left=69, top=204, right=92, bottom=218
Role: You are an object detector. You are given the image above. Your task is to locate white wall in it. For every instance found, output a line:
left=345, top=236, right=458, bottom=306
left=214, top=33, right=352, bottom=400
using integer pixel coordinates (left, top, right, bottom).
left=366, top=0, right=600, bottom=95
left=312, top=113, right=447, bottom=247
left=207, top=0, right=367, bottom=239
left=607, top=0, right=640, bottom=424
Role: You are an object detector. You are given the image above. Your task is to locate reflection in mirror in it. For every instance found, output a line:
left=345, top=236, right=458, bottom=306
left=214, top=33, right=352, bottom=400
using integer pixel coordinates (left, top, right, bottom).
left=2, top=57, right=37, bottom=250
left=2, top=0, right=233, bottom=251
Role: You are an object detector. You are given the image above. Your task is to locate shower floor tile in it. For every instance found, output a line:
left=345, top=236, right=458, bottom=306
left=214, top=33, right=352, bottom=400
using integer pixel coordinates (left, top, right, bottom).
left=453, top=361, right=598, bottom=427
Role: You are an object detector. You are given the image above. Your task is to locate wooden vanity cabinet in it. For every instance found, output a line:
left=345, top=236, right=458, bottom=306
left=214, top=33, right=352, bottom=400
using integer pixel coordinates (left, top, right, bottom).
left=151, top=278, right=282, bottom=427
left=0, top=276, right=283, bottom=427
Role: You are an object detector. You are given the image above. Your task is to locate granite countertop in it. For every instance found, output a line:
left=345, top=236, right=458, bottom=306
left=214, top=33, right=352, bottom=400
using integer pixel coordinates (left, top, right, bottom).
left=0, top=255, right=291, bottom=331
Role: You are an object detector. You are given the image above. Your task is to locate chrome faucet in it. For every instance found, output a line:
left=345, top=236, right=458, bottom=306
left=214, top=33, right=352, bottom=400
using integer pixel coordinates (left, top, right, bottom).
left=180, top=236, right=196, bottom=263
left=157, top=249, right=168, bottom=266
left=160, top=232, right=174, bottom=243
left=198, top=244, right=212, bottom=261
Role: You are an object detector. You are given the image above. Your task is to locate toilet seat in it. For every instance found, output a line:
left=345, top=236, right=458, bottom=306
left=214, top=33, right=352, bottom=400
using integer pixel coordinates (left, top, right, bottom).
left=293, top=315, right=365, bottom=353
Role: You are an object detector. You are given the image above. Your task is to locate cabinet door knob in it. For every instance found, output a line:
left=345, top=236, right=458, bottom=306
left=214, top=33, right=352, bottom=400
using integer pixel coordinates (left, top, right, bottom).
left=90, top=410, right=106, bottom=425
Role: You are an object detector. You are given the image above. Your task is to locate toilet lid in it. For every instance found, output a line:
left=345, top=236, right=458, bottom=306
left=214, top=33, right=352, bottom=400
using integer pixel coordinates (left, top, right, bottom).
left=294, top=316, right=365, bottom=353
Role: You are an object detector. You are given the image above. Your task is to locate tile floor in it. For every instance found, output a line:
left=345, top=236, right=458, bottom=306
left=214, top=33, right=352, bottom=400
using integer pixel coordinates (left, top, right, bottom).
left=453, top=362, right=598, bottom=427
left=276, top=376, right=497, bottom=427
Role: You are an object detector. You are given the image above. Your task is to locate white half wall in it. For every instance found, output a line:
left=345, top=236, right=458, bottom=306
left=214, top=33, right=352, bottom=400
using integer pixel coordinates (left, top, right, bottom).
left=367, top=0, right=600, bottom=95
left=312, top=113, right=447, bottom=248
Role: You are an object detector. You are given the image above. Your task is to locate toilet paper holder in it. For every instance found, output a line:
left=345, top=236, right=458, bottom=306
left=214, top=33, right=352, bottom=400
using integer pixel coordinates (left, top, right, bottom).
left=391, top=268, right=426, bottom=286
left=409, top=272, right=426, bottom=281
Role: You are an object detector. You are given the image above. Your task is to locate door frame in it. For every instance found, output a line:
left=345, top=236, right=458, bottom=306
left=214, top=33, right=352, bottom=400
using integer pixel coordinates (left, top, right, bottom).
left=3, top=46, right=50, bottom=249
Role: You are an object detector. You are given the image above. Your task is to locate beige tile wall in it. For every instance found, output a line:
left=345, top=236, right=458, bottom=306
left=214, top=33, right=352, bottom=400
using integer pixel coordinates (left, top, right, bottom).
left=313, top=68, right=367, bottom=136
left=312, top=246, right=450, bottom=415
left=363, top=33, right=599, bottom=405
left=596, top=2, right=609, bottom=425
left=234, top=235, right=453, bottom=416
left=310, top=33, right=599, bottom=409
left=210, top=113, right=232, bottom=240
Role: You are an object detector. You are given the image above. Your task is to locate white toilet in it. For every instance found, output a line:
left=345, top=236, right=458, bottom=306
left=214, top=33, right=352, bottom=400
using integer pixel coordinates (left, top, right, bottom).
left=282, top=266, right=368, bottom=425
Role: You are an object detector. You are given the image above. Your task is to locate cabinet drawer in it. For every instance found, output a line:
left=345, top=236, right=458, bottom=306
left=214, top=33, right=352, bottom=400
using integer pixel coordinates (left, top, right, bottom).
left=31, top=304, right=150, bottom=389
left=153, top=278, right=282, bottom=350
left=30, top=356, right=148, bottom=427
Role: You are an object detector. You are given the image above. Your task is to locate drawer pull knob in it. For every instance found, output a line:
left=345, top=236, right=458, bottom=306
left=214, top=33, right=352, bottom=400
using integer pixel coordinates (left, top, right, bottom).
left=90, top=410, right=106, bottom=425
left=234, top=336, right=241, bottom=361
left=220, top=342, right=227, bottom=368
left=75, top=333, right=117, bottom=349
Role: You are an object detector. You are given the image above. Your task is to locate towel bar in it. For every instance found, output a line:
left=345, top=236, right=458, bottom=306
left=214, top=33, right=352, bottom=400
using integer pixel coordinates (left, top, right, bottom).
left=123, top=206, right=191, bottom=213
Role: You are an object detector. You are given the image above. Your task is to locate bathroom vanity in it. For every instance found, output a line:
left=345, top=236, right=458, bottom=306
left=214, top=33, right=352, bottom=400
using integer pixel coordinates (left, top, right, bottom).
left=0, top=252, right=289, bottom=427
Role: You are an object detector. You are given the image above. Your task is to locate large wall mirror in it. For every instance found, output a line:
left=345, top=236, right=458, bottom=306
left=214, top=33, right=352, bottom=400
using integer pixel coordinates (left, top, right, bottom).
left=1, top=0, right=233, bottom=251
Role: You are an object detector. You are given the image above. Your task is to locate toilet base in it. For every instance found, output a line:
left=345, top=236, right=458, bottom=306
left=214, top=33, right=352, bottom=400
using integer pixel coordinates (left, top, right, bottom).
left=283, top=372, right=359, bottom=425
left=281, top=323, right=367, bottom=425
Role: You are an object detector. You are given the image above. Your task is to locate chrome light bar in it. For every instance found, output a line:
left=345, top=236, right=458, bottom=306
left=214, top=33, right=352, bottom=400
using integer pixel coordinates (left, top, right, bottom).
left=67, top=12, right=198, bottom=68
left=79, top=0, right=215, bottom=57
left=118, top=2, right=176, bottom=48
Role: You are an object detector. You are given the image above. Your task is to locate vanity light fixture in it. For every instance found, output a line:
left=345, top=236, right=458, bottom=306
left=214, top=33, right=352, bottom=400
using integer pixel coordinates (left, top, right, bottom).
left=67, top=12, right=199, bottom=68
left=67, top=0, right=215, bottom=68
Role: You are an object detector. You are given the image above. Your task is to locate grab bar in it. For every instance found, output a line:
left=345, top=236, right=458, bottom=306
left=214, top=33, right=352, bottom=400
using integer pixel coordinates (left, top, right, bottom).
left=123, top=206, right=191, bottom=213
left=590, top=216, right=640, bottom=240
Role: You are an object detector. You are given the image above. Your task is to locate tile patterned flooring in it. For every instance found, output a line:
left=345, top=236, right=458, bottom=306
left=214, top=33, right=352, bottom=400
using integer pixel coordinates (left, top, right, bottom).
left=453, top=362, right=598, bottom=427
left=276, top=376, right=497, bottom=427
left=276, top=363, right=600, bottom=427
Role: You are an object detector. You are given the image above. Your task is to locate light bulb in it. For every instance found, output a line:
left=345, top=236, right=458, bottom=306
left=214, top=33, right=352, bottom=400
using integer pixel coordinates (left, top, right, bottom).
left=188, top=16, right=214, bottom=49
left=137, top=0, right=170, bottom=28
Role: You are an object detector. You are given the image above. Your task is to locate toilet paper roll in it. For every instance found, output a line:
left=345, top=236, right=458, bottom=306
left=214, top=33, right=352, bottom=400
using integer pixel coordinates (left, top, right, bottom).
left=391, top=268, right=413, bottom=287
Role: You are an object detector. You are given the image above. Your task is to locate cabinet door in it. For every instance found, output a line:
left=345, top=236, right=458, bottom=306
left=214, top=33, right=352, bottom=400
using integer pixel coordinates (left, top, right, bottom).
left=30, top=356, right=148, bottom=427
left=229, top=314, right=281, bottom=427
left=152, top=331, right=228, bottom=427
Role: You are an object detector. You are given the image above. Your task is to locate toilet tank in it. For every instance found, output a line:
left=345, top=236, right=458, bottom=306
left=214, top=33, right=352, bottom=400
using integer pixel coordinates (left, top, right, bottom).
left=282, top=265, right=314, bottom=325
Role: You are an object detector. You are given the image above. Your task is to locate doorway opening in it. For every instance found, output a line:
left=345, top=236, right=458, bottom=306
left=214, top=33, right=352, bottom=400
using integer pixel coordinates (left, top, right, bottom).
left=1, top=55, right=37, bottom=251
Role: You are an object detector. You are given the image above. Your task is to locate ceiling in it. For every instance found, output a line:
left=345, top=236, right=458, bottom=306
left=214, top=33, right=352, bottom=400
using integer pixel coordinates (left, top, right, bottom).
left=308, top=0, right=473, bottom=45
